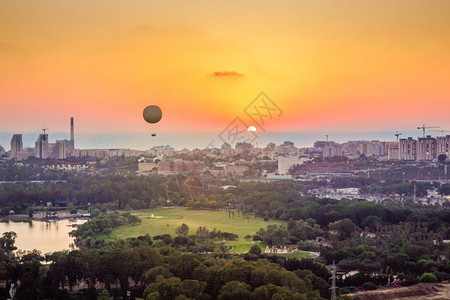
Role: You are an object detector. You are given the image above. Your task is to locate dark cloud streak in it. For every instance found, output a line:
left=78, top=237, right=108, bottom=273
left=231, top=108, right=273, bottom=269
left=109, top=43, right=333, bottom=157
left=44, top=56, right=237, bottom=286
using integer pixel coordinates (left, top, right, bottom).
left=210, top=71, right=244, bottom=77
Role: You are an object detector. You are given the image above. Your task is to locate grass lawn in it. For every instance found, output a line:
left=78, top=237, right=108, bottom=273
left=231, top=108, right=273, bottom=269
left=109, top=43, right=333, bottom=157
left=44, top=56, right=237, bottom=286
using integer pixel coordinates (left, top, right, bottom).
left=107, top=207, right=283, bottom=240
left=275, top=251, right=312, bottom=259
left=98, top=207, right=310, bottom=258
left=101, top=208, right=312, bottom=258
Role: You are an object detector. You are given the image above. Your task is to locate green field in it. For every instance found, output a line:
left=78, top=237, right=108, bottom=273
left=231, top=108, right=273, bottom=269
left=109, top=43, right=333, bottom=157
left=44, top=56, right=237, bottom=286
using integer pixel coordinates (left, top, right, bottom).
left=100, top=208, right=312, bottom=257
left=106, top=207, right=282, bottom=241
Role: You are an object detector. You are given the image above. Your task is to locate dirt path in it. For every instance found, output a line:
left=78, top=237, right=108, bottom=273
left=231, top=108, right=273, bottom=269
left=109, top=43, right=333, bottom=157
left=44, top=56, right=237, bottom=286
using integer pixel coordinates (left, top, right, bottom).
left=348, top=281, right=450, bottom=300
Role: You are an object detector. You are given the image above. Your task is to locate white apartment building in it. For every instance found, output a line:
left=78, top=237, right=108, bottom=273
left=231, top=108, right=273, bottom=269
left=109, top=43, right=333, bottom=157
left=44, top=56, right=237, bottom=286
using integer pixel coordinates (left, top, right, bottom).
left=277, top=156, right=305, bottom=175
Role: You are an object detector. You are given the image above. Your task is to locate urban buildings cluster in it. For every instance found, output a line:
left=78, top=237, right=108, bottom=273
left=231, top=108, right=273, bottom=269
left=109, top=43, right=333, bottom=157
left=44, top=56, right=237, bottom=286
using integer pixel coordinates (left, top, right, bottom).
left=4, top=118, right=449, bottom=177
left=7, top=118, right=146, bottom=160
left=10, top=117, right=75, bottom=160
left=312, top=136, right=450, bottom=162
left=395, top=135, right=450, bottom=161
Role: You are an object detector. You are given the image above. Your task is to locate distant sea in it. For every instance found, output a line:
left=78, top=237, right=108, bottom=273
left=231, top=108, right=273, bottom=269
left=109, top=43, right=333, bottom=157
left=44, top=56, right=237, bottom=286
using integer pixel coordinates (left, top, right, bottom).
left=1, top=131, right=423, bottom=152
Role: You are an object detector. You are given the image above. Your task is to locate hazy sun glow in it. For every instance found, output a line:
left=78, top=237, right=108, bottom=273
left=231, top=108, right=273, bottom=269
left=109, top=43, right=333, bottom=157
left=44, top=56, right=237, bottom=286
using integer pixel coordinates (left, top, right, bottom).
left=1, top=0, right=450, bottom=134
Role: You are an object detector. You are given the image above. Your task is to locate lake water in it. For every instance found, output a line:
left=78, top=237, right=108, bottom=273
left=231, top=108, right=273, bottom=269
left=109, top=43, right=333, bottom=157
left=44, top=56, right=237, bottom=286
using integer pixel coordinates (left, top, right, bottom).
left=0, top=219, right=86, bottom=254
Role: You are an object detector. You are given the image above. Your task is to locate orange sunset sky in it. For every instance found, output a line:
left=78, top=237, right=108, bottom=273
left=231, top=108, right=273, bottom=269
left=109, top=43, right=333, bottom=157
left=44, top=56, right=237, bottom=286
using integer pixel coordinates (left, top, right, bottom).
left=1, top=1, right=450, bottom=134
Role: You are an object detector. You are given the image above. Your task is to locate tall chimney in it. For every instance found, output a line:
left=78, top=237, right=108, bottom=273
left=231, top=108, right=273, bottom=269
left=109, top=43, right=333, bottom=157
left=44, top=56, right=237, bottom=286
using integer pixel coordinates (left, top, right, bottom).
left=70, top=117, right=74, bottom=148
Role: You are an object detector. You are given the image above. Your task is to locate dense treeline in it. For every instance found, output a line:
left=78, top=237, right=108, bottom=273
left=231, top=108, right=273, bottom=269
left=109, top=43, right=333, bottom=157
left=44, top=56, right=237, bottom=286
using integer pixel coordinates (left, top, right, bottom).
left=252, top=211, right=450, bottom=292
left=0, top=175, right=171, bottom=214
left=1, top=172, right=448, bottom=215
left=1, top=232, right=331, bottom=300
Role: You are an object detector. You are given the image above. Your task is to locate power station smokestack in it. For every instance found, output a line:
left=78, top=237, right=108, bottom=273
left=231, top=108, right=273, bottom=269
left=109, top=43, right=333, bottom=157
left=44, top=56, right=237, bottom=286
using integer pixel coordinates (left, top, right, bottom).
left=70, top=117, right=74, bottom=148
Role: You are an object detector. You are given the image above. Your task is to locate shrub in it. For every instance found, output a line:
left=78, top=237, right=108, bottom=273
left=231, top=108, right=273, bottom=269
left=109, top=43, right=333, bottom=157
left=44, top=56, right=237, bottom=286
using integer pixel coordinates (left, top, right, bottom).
left=362, top=282, right=377, bottom=291
left=419, top=273, right=437, bottom=283
left=339, top=286, right=356, bottom=294
left=248, top=244, right=262, bottom=255
left=432, top=271, right=449, bottom=282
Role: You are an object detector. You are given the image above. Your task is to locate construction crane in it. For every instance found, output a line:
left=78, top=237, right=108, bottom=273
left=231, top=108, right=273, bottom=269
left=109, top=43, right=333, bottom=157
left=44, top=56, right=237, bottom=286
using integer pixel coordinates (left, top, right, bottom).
left=430, top=129, right=450, bottom=136
left=42, top=128, right=49, bottom=135
left=395, top=131, right=402, bottom=142
left=417, top=124, right=440, bottom=138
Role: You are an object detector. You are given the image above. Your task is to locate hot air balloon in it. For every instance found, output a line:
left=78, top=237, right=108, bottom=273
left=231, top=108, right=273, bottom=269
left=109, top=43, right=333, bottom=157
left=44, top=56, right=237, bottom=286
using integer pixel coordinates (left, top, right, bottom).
left=143, top=105, right=162, bottom=136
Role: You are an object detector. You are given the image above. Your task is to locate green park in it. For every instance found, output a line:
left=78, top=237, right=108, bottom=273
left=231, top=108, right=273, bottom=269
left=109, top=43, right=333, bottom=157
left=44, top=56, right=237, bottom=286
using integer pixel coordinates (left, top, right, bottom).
left=96, top=207, right=310, bottom=256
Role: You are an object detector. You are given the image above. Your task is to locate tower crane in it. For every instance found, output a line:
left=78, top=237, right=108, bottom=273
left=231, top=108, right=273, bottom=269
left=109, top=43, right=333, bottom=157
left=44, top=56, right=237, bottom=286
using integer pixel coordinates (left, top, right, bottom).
left=42, top=128, right=49, bottom=135
left=395, top=131, right=402, bottom=142
left=430, top=129, right=450, bottom=136
left=417, top=124, right=440, bottom=138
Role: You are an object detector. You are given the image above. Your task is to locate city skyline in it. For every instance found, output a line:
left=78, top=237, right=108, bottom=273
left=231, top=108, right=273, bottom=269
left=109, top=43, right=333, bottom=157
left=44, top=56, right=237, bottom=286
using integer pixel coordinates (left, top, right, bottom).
left=1, top=1, right=450, bottom=135
left=2, top=119, right=449, bottom=159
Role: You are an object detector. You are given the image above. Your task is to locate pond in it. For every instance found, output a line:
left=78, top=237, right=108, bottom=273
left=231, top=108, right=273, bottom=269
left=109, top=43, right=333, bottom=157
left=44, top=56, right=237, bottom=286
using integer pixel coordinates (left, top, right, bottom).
left=0, top=219, right=86, bottom=254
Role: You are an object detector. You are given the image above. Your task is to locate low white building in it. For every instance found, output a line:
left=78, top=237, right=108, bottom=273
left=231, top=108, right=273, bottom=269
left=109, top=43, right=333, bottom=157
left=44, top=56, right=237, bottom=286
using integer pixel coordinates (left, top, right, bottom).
left=336, top=188, right=359, bottom=195
left=277, top=156, right=309, bottom=175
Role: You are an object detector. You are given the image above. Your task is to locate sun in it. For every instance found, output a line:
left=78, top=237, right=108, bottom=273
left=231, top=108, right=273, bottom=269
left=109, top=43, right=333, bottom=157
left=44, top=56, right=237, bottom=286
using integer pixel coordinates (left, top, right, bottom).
left=247, top=126, right=257, bottom=132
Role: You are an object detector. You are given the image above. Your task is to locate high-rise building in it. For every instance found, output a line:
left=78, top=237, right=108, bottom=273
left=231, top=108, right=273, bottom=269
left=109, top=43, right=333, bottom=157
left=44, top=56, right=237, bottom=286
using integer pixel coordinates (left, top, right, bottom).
left=10, top=134, right=23, bottom=159
left=417, top=136, right=437, bottom=161
left=388, top=146, right=400, bottom=160
left=314, top=141, right=336, bottom=148
left=323, top=145, right=343, bottom=158
left=55, top=140, right=66, bottom=159
left=35, top=134, right=49, bottom=159
left=399, top=137, right=417, bottom=161
left=437, top=135, right=450, bottom=157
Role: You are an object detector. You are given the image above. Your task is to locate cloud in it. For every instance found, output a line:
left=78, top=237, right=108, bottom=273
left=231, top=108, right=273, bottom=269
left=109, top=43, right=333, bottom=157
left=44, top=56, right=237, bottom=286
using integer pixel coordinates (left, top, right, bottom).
left=210, top=71, right=243, bottom=77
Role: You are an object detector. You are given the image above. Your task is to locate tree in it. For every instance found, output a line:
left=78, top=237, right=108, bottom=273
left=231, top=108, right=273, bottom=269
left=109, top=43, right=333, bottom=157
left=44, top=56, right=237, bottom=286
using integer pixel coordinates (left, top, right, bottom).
left=218, top=281, right=251, bottom=300
left=176, top=223, right=189, bottom=236
left=419, top=273, right=437, bottom=283
left=438, top=183, right=450, bottom=196
left=437, top=154, right=447, bottom=164
left=0, top=231, right=17, bottom=252
left=144, top=277, right=184, bottom=299
left=67, top=203, right=74, bottom=213
left=248, top=245, right=262, bottom=256
left=329, top=219, right=358, bottom=240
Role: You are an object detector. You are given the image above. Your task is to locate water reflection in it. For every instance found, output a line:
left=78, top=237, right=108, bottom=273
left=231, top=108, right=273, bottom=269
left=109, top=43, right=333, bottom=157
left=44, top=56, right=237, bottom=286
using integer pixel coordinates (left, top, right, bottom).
left=0, top=219, right=86, bottom=253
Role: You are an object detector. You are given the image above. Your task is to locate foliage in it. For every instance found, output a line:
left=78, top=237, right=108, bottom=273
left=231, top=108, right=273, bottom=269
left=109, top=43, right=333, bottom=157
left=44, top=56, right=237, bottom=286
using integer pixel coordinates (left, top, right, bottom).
left=176, top=223, right=189, bottom=236
left=362, top=282, right=377, bottom=290
left=70, top=212, right=142, bottom=247
left=419, top=272, right=438, bottom=283
left=249, top=245, right=262, bottom=256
